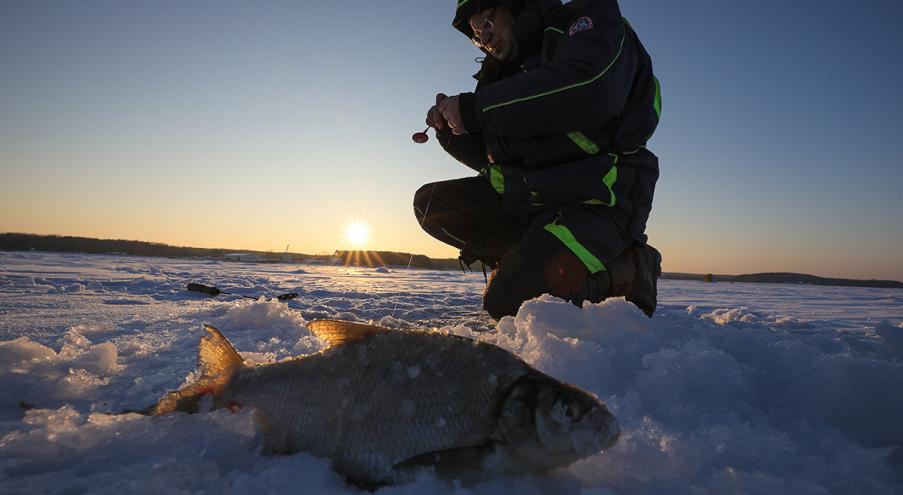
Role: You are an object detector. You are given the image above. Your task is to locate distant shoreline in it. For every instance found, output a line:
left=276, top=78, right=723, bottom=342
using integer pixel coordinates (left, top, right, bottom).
left=660, top=272, right=902, bottom=290
left=2, top=233, right=901, bottom=290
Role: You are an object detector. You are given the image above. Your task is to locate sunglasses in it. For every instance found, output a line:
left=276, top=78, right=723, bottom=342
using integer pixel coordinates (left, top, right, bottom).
left=470, top=6, right=499, bottom=48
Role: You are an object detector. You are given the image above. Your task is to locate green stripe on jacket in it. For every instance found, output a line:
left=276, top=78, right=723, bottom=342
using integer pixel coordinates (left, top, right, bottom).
left=544, top=222, right=606, bottom=274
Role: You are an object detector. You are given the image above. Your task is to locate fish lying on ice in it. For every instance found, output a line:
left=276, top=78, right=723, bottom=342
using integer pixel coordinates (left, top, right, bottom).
left=144, top=320, right=619, bottom=484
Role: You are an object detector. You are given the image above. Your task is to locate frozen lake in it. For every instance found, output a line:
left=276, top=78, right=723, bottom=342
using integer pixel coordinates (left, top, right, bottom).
left=1, top=251, right=901, bottom=494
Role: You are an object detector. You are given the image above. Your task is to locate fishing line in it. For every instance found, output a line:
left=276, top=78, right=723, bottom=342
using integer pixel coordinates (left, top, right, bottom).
left=390, top=184, right=436, bottom=319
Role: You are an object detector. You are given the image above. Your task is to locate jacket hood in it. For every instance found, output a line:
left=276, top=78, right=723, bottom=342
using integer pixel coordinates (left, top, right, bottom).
left=453, top=0, right=525, bottom=40
left=453, top=0, right=561, bottom=57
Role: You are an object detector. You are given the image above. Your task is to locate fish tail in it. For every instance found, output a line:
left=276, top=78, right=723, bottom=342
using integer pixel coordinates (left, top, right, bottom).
left=196, top=324, right=243, bottom=383
left=147, top=325, right=244, bottom=415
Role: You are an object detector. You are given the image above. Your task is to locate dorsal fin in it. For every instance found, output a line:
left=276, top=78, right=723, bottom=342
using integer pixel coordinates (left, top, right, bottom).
left=307, top=320, right=391, bottom=347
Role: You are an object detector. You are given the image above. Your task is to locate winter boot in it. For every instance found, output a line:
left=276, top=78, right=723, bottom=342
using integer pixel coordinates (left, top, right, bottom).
left=599, top=244, right=661, bottom=317
left=625, top=244, right=661, bottom=317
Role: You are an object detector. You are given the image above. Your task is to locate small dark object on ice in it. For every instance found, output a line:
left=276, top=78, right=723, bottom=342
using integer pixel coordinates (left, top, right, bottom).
left=186, top=283, right=299, bottom=301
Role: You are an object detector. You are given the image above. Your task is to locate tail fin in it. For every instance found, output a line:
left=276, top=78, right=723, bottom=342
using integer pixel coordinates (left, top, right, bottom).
left=197, top=324, right=243, bottom=382
left=147, top=325, right=244, bottom=415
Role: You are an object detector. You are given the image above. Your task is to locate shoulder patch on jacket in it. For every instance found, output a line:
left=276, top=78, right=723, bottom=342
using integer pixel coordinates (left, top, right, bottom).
left=569, top=16, right=593, bottom=36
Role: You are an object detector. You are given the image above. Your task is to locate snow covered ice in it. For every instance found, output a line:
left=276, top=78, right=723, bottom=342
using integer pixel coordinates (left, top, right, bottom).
left=1, top=251, right=902, bottom=494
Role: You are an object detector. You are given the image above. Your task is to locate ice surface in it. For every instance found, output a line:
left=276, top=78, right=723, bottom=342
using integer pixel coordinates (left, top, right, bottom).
left=1, top=251, right=902, bottom=494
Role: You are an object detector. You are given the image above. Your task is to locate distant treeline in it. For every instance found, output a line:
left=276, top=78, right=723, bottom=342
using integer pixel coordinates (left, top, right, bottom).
left=0, top=233, right=236, bottom=259
left=662, top=271, right=902, bottom=289
left=0, top=233, right=460, bottom=271
left=3, top=233, right=900, bottom=288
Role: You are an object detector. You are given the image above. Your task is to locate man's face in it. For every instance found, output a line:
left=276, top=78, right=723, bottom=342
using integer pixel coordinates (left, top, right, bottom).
left=469, top=5, right=517, bottom=62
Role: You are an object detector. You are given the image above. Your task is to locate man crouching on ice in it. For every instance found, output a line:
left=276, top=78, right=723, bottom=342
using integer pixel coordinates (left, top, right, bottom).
left=414, top=0, right=663, bottom=319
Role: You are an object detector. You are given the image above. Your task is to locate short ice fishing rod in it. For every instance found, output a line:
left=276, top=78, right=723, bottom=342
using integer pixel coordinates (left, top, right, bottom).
left=187, top=283, right=299, bottom=301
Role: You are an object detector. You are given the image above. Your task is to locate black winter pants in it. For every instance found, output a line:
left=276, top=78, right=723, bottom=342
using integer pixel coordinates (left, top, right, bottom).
left=413, top=177, right=595, bottom=319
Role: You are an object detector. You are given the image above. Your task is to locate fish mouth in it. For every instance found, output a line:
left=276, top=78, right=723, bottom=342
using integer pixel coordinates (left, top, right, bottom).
left=535, top=398, right=620, bottom=457
left=569, top=407, right=620, bottom=456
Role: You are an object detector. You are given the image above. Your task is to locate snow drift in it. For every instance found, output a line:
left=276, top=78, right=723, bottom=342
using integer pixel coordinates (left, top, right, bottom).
left=1, top=251, right=901, bottom=494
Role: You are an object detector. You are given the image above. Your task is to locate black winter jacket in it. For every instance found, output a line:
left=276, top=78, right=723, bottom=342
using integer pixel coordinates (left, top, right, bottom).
left=439, top=0, right=660, bottom=244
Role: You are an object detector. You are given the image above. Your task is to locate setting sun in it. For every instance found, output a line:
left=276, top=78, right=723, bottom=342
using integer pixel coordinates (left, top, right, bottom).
left=344, top=222, right=370, bottom=249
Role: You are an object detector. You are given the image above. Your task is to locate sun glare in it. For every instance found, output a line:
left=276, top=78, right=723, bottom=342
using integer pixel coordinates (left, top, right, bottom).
left=344, top=222, right=370, bottom=249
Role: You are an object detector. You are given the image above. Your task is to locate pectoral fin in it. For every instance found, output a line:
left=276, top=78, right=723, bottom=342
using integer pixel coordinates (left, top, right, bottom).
left=393, top=443, right=496, bottom=480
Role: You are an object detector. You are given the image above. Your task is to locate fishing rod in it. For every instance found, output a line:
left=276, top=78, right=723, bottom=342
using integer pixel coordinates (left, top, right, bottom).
left=186, top=283, right=299, bottom=301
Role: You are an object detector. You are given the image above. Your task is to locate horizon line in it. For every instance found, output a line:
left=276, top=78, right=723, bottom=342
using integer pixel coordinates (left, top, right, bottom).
left=1, top=231, right=901, bottom=285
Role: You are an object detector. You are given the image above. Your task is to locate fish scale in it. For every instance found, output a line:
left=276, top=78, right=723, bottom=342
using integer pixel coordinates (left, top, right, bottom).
left=224, top=331, right=530, bottom=481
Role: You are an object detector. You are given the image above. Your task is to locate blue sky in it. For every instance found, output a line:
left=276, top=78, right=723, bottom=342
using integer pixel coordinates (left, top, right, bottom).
left=1, top=0, right=901, bottom=280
